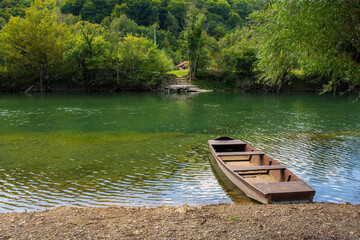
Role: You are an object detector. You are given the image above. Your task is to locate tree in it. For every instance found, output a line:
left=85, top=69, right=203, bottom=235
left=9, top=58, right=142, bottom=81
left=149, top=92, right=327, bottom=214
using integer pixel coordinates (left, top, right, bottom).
left=111, top=0, right=160, bottom=27
left=184, top=5, right=207, bottom=79
left=229, top=0, right=265, bottom=19
left=206, top=0, right=231, bottom=20
left=64, top=21, right=111, bottom=88
left=251, top=0, right=360, bottom=92
left=108, top=15, right=139, bottom=86
left=60, top=0, right=86, bottom=16
left=167, top=0, right=189, bottom=33
left=227, top=11, right=242, bottom=28
left=0, top=0, right=69, bottom=91
left=117, top=35, right=173, bottom=89
left=0, top=0, right=30, bottom=21
left=203, top=28, right=257, bottom=89
left=221, top=29, right=256, bottom=76
left=80, top=0, right=112, bottom=23
left=0, top=17, right=6, bottom=30
left=110, top=14, right=139, bottom=37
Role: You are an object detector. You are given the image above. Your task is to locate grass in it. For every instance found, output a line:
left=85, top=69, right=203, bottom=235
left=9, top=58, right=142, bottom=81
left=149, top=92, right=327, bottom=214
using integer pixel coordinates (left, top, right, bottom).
left=167, top=70, right=189, bottom=77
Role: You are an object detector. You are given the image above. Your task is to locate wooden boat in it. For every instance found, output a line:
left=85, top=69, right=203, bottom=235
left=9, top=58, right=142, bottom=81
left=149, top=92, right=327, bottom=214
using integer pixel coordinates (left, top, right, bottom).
left=208, top=137, right=315, bottom=204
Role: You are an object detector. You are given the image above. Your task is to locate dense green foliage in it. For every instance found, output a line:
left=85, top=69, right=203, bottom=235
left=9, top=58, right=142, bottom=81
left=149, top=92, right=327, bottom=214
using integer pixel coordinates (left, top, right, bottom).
left=251, top=0, right=360, bottom=92
left=0, top=0, right=359, bottom=93
left=0, top=0, right=262, bottom=91
left=0, top=0, right=69, bottom=90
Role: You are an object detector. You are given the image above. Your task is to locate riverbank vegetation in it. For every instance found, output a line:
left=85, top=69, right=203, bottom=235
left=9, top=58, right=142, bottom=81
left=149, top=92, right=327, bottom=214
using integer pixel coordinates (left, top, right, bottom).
left=0, top=0, right=359, bottom=93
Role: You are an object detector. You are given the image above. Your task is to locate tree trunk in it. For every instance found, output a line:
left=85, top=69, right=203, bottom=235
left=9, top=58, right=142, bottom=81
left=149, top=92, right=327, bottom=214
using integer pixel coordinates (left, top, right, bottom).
left=194, top=51, right=200, bottom=77
left=40, top=69, right=43, bottom=93
left=188, top=50, right=192, bottom=79
left=116, top=62, right=120, bottom=87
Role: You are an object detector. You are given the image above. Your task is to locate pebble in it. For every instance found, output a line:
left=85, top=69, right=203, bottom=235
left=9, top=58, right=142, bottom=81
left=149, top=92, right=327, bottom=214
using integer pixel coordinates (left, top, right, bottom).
left=175, top=207, right=187, bottom=214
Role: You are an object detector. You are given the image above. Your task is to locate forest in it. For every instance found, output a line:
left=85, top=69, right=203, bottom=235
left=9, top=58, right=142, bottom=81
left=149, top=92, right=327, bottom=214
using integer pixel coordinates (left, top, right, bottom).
left=0, top=0, right=359, bottom=93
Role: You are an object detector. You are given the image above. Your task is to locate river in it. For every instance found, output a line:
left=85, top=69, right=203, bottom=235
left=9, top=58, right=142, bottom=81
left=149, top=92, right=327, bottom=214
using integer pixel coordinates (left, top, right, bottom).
left=0, top=92, right=359, bottom=212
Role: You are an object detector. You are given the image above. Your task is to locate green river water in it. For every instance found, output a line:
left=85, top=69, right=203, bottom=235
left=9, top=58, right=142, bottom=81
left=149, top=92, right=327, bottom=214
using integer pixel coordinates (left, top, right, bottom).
left=0, top=92, right=359, bottom=212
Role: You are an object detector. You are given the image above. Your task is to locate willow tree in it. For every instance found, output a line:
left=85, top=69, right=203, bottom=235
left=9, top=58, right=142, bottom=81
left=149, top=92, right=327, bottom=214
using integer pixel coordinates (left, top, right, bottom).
left=0, top=0, right=69, bottom=91
left=252, top=0, right=360, bottom=92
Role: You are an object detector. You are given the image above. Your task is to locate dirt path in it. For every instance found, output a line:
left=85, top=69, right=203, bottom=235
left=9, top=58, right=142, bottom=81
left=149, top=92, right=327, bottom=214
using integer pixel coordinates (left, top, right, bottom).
left=0, top=203, right=359, bottom=239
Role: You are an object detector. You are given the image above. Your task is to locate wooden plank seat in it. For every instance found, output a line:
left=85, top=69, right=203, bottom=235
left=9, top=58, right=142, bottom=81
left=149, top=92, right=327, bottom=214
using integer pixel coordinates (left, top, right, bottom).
left=221, top=157, right=251, bottom=162
left=253, top=181, right=315, bottom=195
left=232, top=165, right=286, bottom=172
left=209, top=140, right=246, bottom=145
left=217, top=151, right=264, bottom=156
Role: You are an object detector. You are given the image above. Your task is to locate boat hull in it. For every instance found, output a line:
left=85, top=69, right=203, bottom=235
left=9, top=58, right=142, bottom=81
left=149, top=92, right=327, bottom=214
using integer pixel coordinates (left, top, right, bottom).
left=209, top=137, right=315, bottom=204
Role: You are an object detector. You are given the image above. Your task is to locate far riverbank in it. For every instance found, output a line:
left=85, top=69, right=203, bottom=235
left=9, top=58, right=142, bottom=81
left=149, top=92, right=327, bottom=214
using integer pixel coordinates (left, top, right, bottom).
left=0, top=203, right=359, bottom=239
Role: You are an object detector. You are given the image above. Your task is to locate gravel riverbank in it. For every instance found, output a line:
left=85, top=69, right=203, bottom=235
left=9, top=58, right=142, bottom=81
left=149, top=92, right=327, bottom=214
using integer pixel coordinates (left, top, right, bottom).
left=0, top=203, right=359, bottom=239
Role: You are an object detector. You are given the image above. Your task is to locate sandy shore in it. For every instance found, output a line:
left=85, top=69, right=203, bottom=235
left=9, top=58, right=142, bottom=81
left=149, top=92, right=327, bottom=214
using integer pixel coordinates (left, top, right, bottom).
left=0, top=203, right=359, bottom=239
